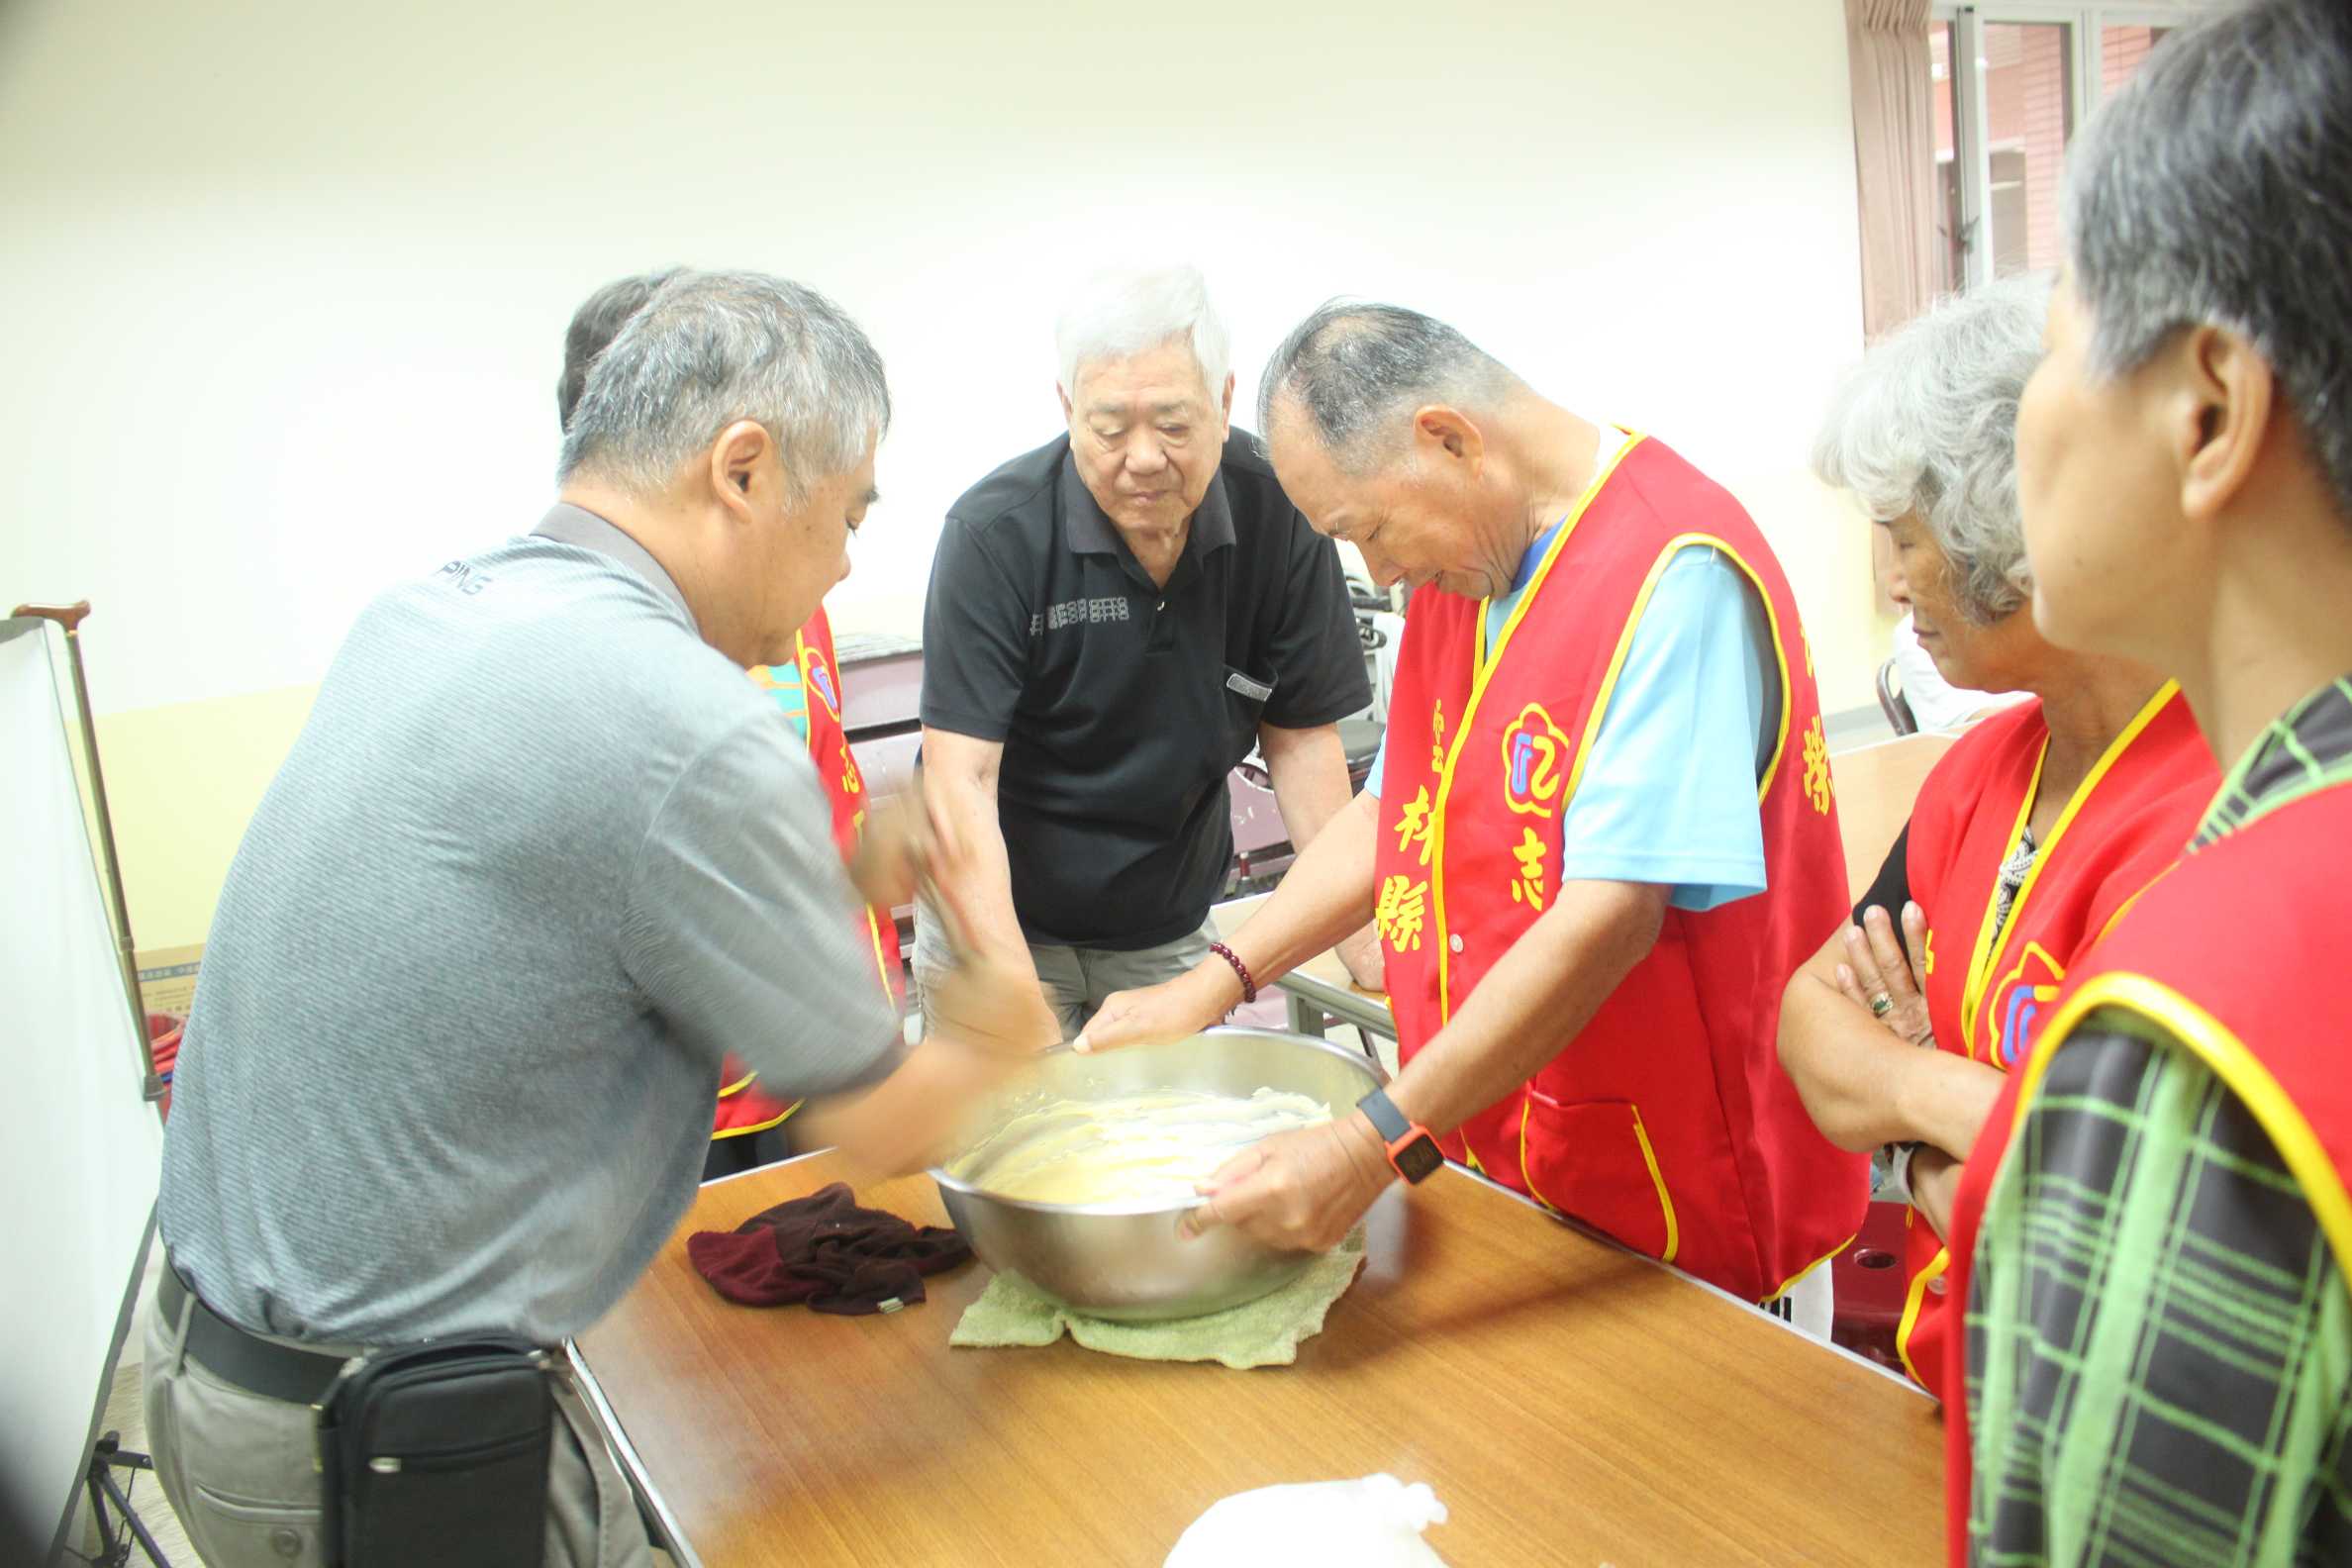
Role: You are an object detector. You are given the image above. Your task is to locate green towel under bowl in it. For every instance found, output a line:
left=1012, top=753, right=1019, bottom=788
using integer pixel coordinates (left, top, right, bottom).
left=948, top=1229, right=1367, bottom=1369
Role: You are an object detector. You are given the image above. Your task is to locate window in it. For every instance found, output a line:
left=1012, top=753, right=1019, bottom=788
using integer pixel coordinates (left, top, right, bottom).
left=1930, top=5, right=2209, bottom=291
left=1930, top=24, right=1965, bottom=296
left=2101, top=24, right=2174, bottom=94
left=1981, top=23, right=2075, bottom=276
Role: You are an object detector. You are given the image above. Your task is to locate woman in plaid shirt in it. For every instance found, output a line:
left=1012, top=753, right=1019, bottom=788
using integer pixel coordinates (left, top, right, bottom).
left=1940, top=3, right=2352, bottom=1564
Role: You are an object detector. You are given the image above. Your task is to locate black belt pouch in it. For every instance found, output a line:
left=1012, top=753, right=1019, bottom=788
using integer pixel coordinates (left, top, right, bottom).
left=315, top=1337, right=554, bottom=1568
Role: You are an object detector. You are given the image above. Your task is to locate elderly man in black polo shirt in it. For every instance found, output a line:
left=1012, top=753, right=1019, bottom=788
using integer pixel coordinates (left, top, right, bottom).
left=919, top=266, right=1375, bottom=1038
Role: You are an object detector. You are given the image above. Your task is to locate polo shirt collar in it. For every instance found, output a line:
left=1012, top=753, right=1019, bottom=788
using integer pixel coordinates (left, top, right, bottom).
left=1059, top=447, right=1238, bottom=560
left=531, top=504, right=701, bottom=636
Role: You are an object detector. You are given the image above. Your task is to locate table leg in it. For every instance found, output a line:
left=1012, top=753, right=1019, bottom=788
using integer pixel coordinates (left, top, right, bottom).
left=1287, top=994, right=1325, bottom=1037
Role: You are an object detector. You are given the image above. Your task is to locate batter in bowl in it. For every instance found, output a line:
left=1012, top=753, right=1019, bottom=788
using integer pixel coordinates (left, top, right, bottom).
left=949, top=1088, right=1331, bottom=1205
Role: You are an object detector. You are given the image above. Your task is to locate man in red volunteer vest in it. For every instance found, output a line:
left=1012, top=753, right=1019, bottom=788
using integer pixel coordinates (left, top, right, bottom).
left=1937, top=5, right=2352, bottom=1562
left=1777, top=279, right=2214, bottom=1397
left=1082, top=302, right=1867, bottom=1326
left=558, top=271, right=906, bottom=1178
left=731, top=611, right=908, bottom=1166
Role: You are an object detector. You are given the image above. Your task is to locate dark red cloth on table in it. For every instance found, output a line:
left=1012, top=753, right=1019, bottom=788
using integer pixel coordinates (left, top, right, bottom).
left=686, top=1182, right=970, bottom=1315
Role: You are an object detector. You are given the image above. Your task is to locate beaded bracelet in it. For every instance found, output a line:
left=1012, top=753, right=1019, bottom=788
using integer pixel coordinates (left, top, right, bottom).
left=1207, top=940, right=1257, bottom=1005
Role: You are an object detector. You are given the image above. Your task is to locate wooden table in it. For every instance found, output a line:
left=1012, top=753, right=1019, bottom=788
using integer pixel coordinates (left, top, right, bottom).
left=573, top=1154, right=1943, bottom=1567
left=1826, top=733, right=1956, bottom=903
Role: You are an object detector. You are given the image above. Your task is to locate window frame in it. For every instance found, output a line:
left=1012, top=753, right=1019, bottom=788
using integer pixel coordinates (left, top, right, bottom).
left=1930, top=2, right=2219, bottom=290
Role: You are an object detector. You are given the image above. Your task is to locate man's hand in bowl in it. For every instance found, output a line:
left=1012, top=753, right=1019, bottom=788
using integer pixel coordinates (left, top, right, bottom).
left=1073, top=962, right=1235, bottom=1055
left=808, top=951, right=1058, bottom=1179
left=1177, top=1113, right=1395, bottom=1252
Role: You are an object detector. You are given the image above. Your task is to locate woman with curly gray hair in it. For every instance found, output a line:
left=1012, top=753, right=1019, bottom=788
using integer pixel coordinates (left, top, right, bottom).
left=1774, top=276, right=2214, bottom=1397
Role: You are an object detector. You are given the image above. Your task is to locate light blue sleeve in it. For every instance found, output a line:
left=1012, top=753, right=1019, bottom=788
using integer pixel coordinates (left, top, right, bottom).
left=1555, top=547, right=1769, bottom=912
left=1363, top=547, right=1769, bottom=914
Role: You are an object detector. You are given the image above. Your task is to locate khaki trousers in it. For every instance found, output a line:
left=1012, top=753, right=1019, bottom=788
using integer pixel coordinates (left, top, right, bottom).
left=913, top=914, right=1214, bottom=1041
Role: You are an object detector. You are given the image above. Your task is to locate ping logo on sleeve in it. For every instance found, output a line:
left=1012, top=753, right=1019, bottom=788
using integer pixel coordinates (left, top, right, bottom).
left=803, top=647, right=842, bottom=721
left=1501, top=703, right=1571, bottom=819
left=1987, top=941, right=2065, bottom=1067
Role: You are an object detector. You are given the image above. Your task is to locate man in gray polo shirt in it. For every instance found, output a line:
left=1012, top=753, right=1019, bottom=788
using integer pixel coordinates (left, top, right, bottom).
left=144, top=271, right=1051, bottom=1568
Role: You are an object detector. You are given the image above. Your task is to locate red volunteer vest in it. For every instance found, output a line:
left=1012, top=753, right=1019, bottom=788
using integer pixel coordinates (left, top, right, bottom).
left=1941, top=781, right=2352, bottom=1564
left=1891, top=684, right=2212, bottom=1393
left=1373, top=432, right=1865, bottom=1302
left=716, top=607, right=906, bottom=1139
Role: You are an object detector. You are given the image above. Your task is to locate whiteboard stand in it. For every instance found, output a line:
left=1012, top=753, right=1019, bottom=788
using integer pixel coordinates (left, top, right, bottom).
left=71, top=1213, right=173, bottom=1567
left=1, top=612, right=173, bottom=1566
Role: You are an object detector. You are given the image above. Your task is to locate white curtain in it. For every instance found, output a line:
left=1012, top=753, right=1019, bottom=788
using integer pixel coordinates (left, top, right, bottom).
left=1845, top=0, right=1938, bottom=339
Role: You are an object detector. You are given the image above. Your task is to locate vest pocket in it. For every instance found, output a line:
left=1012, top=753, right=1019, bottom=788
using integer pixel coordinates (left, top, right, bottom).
left=1518, top=1093, right=1679, bottom=1264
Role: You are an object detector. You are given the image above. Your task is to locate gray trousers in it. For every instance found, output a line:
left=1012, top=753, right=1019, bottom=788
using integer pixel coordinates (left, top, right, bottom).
left=914, top=913, right=1214, bottom=1041
left=140, top=1287, right=650, bottom=1568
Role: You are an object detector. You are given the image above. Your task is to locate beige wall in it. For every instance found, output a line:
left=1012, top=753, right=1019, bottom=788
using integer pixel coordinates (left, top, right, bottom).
left=2, top=0, right=1887, bottom=952
left=97, top=686, right=317, bottom=953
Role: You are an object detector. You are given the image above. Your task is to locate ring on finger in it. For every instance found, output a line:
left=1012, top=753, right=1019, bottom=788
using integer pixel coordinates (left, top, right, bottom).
left=1869, top=993, right=1894, bottom=1018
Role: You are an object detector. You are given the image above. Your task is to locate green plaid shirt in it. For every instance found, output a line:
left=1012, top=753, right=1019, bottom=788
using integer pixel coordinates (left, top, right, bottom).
left=1964, top=676, right=2352, bottom=1567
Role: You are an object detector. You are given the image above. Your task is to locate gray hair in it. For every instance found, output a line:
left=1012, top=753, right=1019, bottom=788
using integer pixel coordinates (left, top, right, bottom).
left=2065, top=0, right=2352, bottom=524
left=1257, top=300, right=1523, bottom=473
left=1054, top=265, right=1229, bottom=406
left=1813, top=275, right=2052, bottom=624
left=557, top=270, right=890, bottom=501
left=557, top=267, right=681, bottom=431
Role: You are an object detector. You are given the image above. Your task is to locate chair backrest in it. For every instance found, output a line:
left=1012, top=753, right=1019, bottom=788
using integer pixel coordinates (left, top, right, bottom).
left=1876, top=657, right=1918, bottom=736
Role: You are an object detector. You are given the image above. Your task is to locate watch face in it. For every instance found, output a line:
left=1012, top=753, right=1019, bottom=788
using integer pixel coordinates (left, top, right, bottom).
left=1395, top=1133, right=1444, bottom=1184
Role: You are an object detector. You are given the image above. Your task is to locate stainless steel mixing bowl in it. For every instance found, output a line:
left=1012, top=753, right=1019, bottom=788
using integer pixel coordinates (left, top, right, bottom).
left=931, top=1027, right=1385, bottom=1322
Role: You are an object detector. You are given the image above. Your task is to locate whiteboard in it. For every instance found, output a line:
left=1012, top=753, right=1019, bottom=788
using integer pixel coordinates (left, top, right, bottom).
left=0, top=618, right=164, bottom=1562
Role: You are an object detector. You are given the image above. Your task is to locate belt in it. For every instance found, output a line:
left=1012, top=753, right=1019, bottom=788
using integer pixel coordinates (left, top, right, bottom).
left=158, top=1261, right=352, bottom=1407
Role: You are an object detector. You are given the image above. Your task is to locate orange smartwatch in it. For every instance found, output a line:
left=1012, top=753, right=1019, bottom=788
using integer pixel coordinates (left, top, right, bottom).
left=1356, top=1086, right=1443, bottom=1184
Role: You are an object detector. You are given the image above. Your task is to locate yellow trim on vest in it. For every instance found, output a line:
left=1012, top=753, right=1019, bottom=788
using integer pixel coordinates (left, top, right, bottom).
left=1958, top=681, right=2182, bottom=1062
left=1468, top=430, right=1645, bottom=676
left=717, top=1071, right=758, bottom=1099
left=1894, top=1243, right=1951, bottom=1386
left=1630, top=1104, right=1680, bottom=1264
left=1767, top=1231, right=1854, bottom=1301
left=1565, top=533, right=1799, bottom=810
left=2093, top=857, right=2183, bottom=947
left=1515, top=1098, right=1548, bottom=1211
left=712, top=1099, right=802, bottom=1139
left=1715, top=545, right=1798, bottom=803
left=1511, top=1097, right=1681, bottom=1265
left=2014, top=970, right=2352, bottom=1302
left=863, top=906, right=895, bottom=1000
left=1430, top=430, right=1646, bottom=1022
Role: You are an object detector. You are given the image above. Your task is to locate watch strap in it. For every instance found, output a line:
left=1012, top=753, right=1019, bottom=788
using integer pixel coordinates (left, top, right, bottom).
left=1357, top=1086, right=1411, bottom=1142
